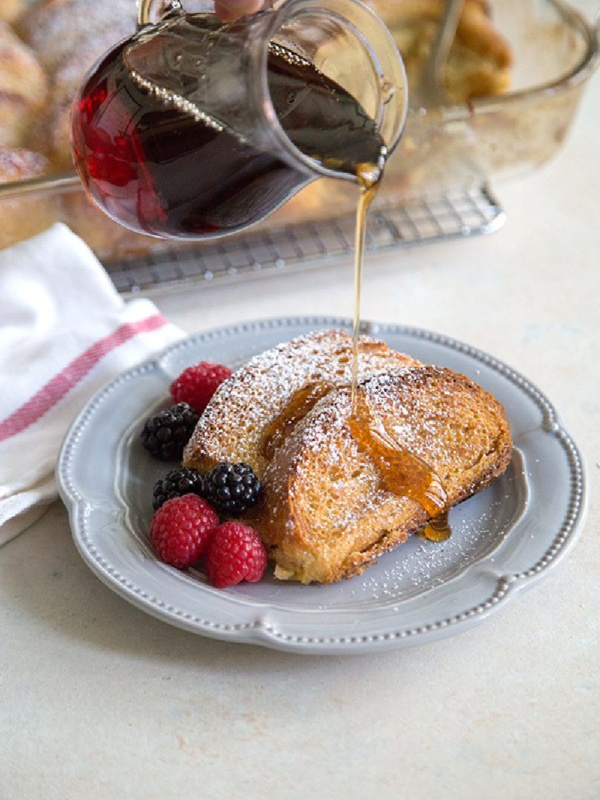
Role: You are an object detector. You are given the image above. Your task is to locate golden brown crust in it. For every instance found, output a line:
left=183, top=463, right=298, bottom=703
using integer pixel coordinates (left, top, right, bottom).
left=257, top=364, right=512, bottom=584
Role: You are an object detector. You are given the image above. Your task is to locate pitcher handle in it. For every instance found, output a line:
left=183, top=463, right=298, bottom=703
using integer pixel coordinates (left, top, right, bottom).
left=137, top=0, right=184, bottom=27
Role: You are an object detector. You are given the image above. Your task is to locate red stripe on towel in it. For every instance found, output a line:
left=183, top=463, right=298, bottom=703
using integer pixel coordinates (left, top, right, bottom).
left=0, top=314, right=169, bottom=442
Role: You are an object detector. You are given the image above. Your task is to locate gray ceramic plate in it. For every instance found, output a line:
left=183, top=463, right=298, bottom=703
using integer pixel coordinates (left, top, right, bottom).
left=57, top=317, right=587, bottom=654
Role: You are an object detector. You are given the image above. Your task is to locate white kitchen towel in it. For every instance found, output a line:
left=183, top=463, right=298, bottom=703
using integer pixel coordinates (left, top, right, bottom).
left=0, top=223, right=184, bottom=545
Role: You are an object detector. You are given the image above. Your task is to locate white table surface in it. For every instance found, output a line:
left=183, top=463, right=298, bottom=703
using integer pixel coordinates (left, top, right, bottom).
left=3, top=31, right=600, bottom=800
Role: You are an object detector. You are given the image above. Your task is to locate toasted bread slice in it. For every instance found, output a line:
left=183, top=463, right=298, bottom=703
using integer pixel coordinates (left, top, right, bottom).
left=183, top=329, right=420, bottom=479
left=255, top=366, right=512, bottom=584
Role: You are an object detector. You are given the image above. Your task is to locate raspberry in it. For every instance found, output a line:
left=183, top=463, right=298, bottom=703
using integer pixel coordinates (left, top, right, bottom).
left=205, top=522, right=267, bottom=588
left=203, top=462, right=262, bottom=517
left=150, top=494, right=219, bottom=569
left=170, top=361, right=232, bottom=414
left=152, top=466, right=205, bottom=510
left=140, top=402, right=199, bottom=461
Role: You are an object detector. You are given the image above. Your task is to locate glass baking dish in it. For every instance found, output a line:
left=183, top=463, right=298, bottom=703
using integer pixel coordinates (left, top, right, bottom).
left=0, top=0, right=598, bottom=261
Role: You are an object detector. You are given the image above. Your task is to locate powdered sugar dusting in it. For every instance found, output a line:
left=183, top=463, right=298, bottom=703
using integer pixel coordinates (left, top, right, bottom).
left=185, top=328, right=512, bottom=585
left=340, top=493, right=515, bottom=607
left=184, top=329, right=419, bottom=477
left=357, top=516, right=494, bottom=601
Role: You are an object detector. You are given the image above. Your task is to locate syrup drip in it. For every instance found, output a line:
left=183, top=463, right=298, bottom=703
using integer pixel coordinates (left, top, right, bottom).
left=261, top=381, right=333, bottom=461
left=420, top=511, right=452, bottom=542
left=348, top=389, right=447, bottom=517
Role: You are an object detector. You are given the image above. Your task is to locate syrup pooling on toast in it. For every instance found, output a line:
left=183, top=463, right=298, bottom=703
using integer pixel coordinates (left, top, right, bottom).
left=261, top=381, right=334, bottom=462
left=348, top=388, right=447, bottom=517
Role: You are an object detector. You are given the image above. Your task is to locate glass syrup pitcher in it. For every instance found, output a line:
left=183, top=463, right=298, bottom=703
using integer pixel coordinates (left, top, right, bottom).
left=70, top=0, right=408, bottom=239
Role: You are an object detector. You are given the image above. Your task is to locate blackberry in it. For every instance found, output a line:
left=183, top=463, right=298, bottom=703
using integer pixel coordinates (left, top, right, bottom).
left=152, top=467, right=205, bottom=510
left=203, top=462, right=262, bottom=517
left=140, top=402, right=199, bottom=461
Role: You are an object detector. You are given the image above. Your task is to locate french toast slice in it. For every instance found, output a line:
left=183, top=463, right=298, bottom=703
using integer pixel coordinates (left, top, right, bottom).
left=254, top=366, right=512, bottom=584
left=183, top=329, right=420, bottom=479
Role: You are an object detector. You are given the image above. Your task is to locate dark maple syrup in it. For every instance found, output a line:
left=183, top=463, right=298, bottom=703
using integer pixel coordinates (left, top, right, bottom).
left=347, top=387, right=447, bottom=517
left=261, top=381, right=333, bottom=461
left=71, top=38, right=386, bottom=238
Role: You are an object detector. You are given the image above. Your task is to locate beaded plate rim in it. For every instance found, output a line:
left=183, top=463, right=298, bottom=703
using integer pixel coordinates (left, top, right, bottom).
left=57, top=316, right=588, bottom=654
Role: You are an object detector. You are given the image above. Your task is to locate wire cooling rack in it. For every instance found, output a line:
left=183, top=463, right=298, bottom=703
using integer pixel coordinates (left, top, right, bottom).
left=106, top=184, right=505, bottom=294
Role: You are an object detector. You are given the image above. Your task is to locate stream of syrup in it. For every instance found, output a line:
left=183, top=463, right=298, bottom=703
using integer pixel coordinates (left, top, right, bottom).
left=258, top=159, right=452, bottom=542
left=349, top=164, right=451, bottom=542
left=351, top=171, right=380, bottom=409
